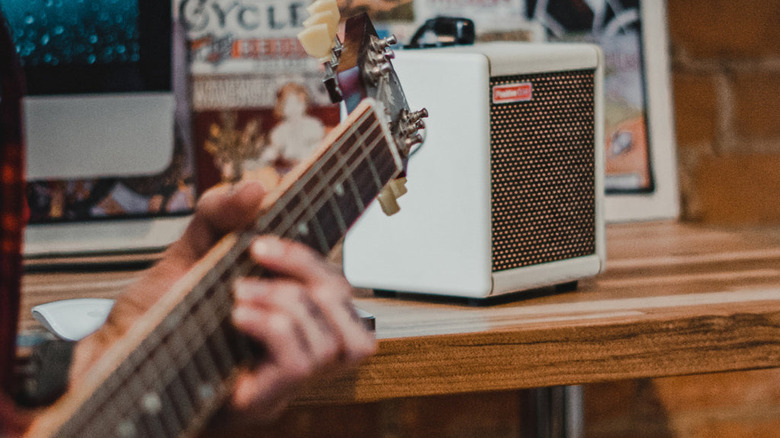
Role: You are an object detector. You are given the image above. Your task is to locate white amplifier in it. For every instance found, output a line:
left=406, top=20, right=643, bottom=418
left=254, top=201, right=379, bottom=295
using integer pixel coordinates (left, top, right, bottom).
left=343, top=42, right=606, bottom=300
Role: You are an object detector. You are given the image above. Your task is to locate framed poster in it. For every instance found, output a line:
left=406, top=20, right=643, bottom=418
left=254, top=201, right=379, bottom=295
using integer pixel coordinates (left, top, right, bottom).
left=526, top=0, right=679, bottom=222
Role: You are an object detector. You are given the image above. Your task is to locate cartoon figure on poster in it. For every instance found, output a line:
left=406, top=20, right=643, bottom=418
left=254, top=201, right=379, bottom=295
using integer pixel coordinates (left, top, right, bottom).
left=259, top=82, right=326, bottom=173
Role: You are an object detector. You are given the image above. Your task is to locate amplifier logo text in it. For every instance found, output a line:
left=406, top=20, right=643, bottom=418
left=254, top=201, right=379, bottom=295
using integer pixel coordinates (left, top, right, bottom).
left=493, top=82, right=533, bottom=104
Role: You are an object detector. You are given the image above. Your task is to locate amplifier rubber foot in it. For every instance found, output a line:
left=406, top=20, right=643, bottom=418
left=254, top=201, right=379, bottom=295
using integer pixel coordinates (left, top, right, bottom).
left=554, top=281, right=579, bottom=293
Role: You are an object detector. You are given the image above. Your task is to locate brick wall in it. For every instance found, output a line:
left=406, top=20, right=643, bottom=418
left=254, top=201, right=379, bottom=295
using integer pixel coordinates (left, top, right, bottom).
left=671, top=0, right=780, bottom=224
left=588, top=2, right=780, bottom=437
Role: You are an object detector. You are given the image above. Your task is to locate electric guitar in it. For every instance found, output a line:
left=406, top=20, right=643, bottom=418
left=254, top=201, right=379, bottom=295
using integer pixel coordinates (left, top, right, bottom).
left=24, top=8, right=426, bottom=438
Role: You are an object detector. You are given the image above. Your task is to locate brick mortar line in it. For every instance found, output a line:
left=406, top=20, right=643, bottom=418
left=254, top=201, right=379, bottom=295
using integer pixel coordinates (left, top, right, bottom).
left=671, top=47, right=780, bottom=74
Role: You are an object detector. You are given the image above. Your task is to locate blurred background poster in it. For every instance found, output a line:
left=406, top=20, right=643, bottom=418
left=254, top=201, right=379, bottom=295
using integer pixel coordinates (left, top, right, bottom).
left=177, top=0, right=340, bottom=191
left=179, top=0, right=652, bottom=194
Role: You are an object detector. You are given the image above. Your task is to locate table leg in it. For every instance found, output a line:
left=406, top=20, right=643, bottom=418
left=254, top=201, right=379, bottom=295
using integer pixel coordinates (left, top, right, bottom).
left=522, top=386, right=584, bottom=438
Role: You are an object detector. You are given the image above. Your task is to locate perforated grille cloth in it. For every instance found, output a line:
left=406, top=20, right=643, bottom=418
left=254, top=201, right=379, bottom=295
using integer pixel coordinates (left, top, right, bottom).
left=491, top=69, right=596, bottom=272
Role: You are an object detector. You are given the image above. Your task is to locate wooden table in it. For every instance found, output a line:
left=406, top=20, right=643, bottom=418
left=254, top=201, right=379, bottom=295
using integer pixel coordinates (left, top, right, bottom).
left=20, top=221, right=780, bottom=408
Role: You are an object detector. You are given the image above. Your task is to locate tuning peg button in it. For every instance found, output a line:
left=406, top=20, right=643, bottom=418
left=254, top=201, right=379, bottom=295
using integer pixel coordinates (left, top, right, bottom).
left=307, top=0, right=340, bottom=21
left=297, top=23, right=333, bottom=59
left=303, top=10, right=339, bottom=41
left=372, top=35, right=397, bottom=51
left=410, top=108, right=429, bottom=122
left=377, top=186, right=401, bottom=216
left=377, top=177, right=408, bottom=216
left=405, top=133, right=424, bottom=149
left=388, top=177, right=408, bottom=198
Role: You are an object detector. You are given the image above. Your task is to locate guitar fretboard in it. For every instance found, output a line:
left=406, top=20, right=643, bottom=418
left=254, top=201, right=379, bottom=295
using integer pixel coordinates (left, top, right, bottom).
left=45, top=101, right=400, bottom=438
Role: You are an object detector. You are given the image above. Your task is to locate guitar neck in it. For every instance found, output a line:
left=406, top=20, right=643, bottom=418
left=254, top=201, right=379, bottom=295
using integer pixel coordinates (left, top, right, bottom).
left=28, top=100, right=401, bottom=438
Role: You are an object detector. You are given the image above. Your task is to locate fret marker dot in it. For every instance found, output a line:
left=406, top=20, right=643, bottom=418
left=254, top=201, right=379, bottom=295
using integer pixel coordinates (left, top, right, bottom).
left=297, top=222, right=309, bottom=236
left=142, top=393, right=162, bottom=415
left=200, top=384, right=215, bottom=400
left=117, top=421, right=137, bottom=438
left=335, top=183, right=345, bottom=196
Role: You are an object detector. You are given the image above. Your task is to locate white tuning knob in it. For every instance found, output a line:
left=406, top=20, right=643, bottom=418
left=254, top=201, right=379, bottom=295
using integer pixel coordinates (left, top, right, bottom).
left=377, top=186, right=401, bottom=216
left=298, top=0, right=341, bottom=60
left=388, top=177, right=407, bottom=199
left=303, top=10, right=339, bottom=41
left=307, top=0, right=340, bottom=20
left=297, top=23, right=333, bottom=59
left=377, top=178, right=408, bottom=216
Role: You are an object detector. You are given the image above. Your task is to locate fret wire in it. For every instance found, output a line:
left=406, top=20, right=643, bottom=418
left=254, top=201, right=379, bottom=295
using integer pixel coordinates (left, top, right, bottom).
left=127, top=342, right=164, bottom=438
left=258, top=112, right=384, bottom=237
left=155, top=384, right=184, bottom=437
left=60, top=337, right=148, bottom=435
left=143, top=335, right=186, bottom=437
left=337, top=151, right=366, bottom=216
left=152, top=284, right=231, bottom=427
left=328, top=196, right=348, bottom=235
left=144, top=336, right=188, bottom=437
left=78, top=238, right=248, bottom=432
left=164, top=373, right=196, bottom=436
left=356, top=128, right=385, bottom=192
left=86, top=389, right=126, bottom=438
left=167, top=331, right=204, bottom=407
left=89, top=363, right=148, bottom=438
left=203, top=284, right=239, bottom=377
left=256, top=118, right=364, bottom=231
left=141, top=407, right=168, bottom=438
left=190, top=282, right=237, bottom=388
left=152, top=307, right=205, bottom=426
left=85, top=291, right=229, bottom=438
left=78, top=339, right=156, bottom=438
left=170, top=335, right=210, bottom=418
left=136, top=343, right=177, bottom=438
left=264, top=119, right=392, bottom=245
left=264, top=125, right=369, bottom=240
left=272, top=138, right=389, bottom=249
left=297, top=191, right=331, bottom=254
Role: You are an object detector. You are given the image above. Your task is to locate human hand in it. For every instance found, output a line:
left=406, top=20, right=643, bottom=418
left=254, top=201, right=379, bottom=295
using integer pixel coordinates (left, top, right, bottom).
left=221, top=236, right=376, bottom=425
left=69, top=180, right=268, bottom=381
left=68, top=180, right=375, bottom=427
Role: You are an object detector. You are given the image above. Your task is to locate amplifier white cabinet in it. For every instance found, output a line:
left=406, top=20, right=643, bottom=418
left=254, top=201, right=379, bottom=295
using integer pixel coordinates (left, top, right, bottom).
left=344, top=42, right=606, bottom=299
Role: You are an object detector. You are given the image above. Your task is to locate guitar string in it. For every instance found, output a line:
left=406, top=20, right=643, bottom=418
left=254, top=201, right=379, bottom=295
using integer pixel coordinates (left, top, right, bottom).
left=58, top=111, right=396, bottom=438
left=256, top=111, right=389, bottom=242
left=83, top=277, right=239, bottom=438
left=58, top=244, right=247, bottom=437
left=88, top=116, right=392, bottom=437
left=96, top=113, right=395, bottom=437
left=263, top=117, right=390, bottom=248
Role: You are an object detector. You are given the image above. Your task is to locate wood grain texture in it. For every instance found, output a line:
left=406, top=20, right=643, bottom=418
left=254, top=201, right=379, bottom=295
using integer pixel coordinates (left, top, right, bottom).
left=19, top=221, right=780, bottom=405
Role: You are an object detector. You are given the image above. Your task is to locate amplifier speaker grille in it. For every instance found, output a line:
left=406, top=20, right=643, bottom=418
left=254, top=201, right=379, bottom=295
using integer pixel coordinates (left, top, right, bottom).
left=491, top=69, right=597, bottom=272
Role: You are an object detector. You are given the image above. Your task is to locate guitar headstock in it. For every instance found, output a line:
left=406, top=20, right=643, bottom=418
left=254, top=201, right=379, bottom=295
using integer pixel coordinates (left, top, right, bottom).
left=298, top=3, right=427, bottom=215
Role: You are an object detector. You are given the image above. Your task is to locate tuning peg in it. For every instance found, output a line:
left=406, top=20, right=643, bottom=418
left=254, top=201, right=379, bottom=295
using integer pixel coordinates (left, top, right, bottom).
left=303, top=10, right=339, bottom=41
left=376, top=177, right=407, bottom=216
left=377, top=189, right=400, bottom=216
left=371, top=34, right=398, bottom=52
left=409, top=108, right=428, bottom=123
left=297, top=23, right=333, bottom=59
left=368, top=61, right=393, bottom=82
left=388, top=177, right=408, bottom=198
left=307, top=0, right=340, bottom=21
left=404, top=133, right=424, bottom=150
left=298, top=0, right=341, bottom=61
